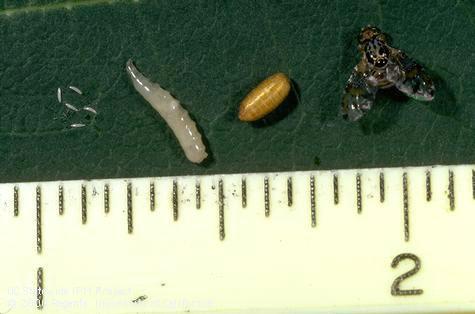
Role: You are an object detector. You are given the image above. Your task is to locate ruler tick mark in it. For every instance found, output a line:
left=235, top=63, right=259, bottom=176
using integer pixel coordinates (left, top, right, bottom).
left=448, top=170, right=455, bottom=211
left=426, top=170, right=432, bottom=202
left=218, top=179, right=225, bottom=240
left=150, top=182, right=155, bottom=211
left=356, top=173, right=362, bottom=214
left=195, top=180, right=201, bottom=209
left=241, top=177, right=247, bottom=208
left=13, top=185, right=19, bottom=216
left=37, top=267, right=44, bottom=310
left=472, top=169, right=475, bottom=200
left=310, top=175, right=316, bottom=227
left=173, top=180, right=178, bottom=221
left=333, top=174, right=339, bottom=205
left=81, top=184, right=87, bottom=224
left=379, top=172, right=385, bottom=203
left=36, top=185, right=42, bottom=254
left=472, top=169, right=475, bottom=199
left=127, top=182, right=133, bottom=233
left=104, top=183, right=110, bottom=213
left=403, top=172, right=409, bottom=242
left=287, top=177, right=293, bottom=207
left=264, top=177, right=270, bottom=217
left=58, top=184, right=64, bottom=215
left=150, top=181, right=155, bottom=212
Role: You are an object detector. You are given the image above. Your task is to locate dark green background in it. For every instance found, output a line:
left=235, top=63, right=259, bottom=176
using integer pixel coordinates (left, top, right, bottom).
left=0, top=0, right=474, bottom=183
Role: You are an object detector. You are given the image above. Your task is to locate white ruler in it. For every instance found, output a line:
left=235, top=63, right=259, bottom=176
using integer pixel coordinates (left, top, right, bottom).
left=0, top=164, right=474, bottom=314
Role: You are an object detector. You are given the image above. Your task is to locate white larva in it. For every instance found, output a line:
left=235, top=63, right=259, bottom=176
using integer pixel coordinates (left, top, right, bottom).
left=57, top=87, right=62, bottom=103
left=82, top=106, right=97, bottom=114
left=70, top=123, right=86, bottom=128
left=126, top=59, right=208, bottom=164
left=69, top=85, right=83, bottom=95
left=64, top=102, right=79, bottom=112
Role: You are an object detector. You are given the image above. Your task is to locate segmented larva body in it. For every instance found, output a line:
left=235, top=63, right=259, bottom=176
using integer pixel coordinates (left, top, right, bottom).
left=239, top=73, right=291, bottom=122
left=126, top=59, right=208, bottom=164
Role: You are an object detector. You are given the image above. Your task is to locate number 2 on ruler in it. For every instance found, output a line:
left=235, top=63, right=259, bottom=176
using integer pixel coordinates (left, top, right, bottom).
left=391, top=253, right=424, bottom=296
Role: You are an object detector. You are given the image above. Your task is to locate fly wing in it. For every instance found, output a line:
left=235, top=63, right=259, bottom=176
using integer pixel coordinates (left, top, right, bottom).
left=390, top=50, right=435, bottom=101
left=341, top=64, right=377, bottom=121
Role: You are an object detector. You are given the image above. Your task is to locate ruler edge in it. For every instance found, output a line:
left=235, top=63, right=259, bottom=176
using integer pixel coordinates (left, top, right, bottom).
left=2, top=163, right=466, bottom=185
left=110, top=302, right=475, bottom=314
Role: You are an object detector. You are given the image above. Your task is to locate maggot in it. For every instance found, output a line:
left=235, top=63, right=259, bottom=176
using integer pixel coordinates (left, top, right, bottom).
left=238, top=73, right=291, bottom=122
left=126, top=59, right=208, bottom=164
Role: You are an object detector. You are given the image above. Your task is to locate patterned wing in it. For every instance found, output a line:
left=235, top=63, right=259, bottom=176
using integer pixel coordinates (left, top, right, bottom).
left=390, top=50, right=435, bottom=101
left=341, top=65, right=377, bottom=121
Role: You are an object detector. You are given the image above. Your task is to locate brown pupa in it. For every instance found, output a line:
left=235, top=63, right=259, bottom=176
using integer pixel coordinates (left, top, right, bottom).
left=239, top=73, right=291, bottom=122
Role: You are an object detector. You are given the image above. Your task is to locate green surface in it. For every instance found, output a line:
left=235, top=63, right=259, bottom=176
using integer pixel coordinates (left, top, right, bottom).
left=0, top=0, right=474, bottom=183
